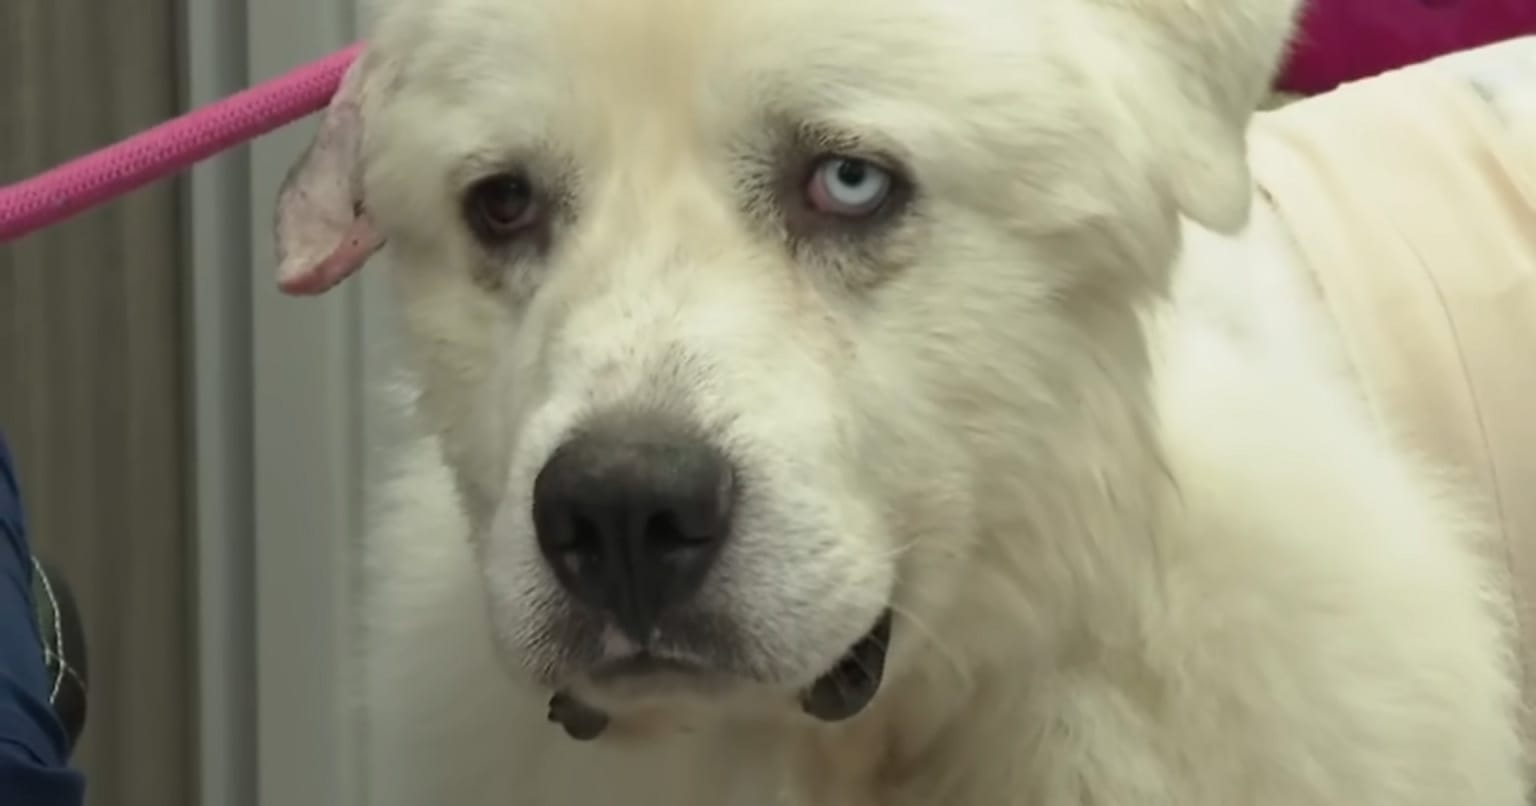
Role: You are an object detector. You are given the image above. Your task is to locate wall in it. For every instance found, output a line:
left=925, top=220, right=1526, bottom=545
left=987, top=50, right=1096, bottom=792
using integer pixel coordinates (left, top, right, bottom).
left=184, top=0, right=381, bottom=803
left=0, top=2, right=193, bottom=805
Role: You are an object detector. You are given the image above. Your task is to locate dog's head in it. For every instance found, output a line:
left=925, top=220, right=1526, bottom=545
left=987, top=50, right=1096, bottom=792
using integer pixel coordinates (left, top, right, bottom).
left=275, top=0, right=1299, bottom=729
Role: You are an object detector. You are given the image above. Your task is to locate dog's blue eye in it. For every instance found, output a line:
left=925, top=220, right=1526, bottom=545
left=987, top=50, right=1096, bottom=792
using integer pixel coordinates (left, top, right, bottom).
left=806, top=156, right=892, bottom=217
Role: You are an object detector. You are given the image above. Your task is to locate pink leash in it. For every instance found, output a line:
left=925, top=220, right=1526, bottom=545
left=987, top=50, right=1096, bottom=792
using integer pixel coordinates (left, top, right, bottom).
left=0, top=44, right=362, bottom=244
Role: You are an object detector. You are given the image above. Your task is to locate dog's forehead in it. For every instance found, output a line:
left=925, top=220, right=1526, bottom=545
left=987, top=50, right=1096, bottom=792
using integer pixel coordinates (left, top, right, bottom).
left=359, top=0, right=1078, bottom=225
left=371, top=0, right=1041, bottom=117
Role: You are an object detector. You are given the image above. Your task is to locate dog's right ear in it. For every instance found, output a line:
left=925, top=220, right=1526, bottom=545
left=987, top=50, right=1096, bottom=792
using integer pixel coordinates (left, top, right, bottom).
left=274, top=52, right=387, bottom=296
left=1091, top=0, right=1304, bottom=234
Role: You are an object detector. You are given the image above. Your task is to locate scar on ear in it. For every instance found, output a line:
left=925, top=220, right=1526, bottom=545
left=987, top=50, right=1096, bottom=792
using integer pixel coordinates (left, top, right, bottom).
left=273, top=56, right=387, bottom=295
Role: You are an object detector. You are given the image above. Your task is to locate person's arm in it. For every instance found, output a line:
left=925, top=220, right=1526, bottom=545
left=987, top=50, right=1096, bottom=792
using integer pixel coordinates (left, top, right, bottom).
left=1276, top=0, right=1536, bottom=96
left=0, top=435, right=85, bottom=806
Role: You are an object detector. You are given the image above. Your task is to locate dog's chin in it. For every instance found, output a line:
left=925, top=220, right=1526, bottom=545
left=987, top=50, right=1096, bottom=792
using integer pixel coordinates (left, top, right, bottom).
left=544, top=609, right=895, bottom=740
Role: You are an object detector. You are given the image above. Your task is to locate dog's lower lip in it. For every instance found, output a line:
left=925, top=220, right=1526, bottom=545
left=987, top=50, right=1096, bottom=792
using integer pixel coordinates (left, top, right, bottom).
left=800, top=609, right=893, bottom=722
left=589, top=653, right=705, bottom=682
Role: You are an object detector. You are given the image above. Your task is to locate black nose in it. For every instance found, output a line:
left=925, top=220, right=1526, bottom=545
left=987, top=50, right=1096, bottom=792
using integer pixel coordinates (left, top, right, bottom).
left=532, top=410, right=735, bottom=641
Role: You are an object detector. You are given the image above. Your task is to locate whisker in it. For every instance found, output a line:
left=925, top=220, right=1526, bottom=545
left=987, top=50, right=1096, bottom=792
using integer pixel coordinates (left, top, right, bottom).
left=889, top=601, right=972, bottom=688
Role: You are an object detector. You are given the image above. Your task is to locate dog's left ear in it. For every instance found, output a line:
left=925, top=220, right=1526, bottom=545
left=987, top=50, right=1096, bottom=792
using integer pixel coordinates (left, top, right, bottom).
left=1096, top=0, right=1304, bottom=233
left=273, top=51, right=387, bottom=296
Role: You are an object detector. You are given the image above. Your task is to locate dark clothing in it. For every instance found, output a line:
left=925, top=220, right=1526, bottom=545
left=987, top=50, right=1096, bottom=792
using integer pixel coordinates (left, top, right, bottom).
left=0, top=434, right=85, bottom=805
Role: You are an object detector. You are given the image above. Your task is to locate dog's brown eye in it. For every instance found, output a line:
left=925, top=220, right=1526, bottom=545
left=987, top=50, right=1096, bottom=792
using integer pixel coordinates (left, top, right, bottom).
left=465, top=173, right=538, bottom=242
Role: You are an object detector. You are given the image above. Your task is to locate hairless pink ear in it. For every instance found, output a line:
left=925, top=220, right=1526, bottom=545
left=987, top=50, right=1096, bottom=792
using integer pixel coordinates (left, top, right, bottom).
left=273, top=55, right=385, bottom=296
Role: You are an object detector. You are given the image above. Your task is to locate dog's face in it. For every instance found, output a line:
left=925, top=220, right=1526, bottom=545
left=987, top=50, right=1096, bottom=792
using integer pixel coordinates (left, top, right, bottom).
left=276, top=0, right=1299, bottom=727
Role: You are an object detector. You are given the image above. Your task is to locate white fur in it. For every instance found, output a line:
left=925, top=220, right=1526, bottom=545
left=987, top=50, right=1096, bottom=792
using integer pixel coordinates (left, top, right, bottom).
left=322, top=0, right=1530, bottom=802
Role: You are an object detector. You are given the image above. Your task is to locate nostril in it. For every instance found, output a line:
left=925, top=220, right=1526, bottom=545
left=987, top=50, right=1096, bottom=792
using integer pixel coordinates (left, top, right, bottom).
left=643, top=509, right=720, bottom=550
left=656, top=463, right=735, bottom=548
left=571, top=515, right=603, bottom=554
left=540, top=509, right=605, bottom=583
left=644, top=511, right=684, bottom=548
left=546, top=514, right=605, bottom=579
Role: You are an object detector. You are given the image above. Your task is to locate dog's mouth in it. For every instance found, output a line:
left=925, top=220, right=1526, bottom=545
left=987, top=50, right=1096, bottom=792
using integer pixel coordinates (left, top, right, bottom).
left=546, top=610, right=894, bottom=739
left=799, top=608, right=893, bottom=722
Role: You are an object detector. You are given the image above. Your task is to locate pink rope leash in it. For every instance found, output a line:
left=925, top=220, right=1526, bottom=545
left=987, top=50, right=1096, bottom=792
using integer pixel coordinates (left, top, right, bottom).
left=0, top=44, right=362, bottom=244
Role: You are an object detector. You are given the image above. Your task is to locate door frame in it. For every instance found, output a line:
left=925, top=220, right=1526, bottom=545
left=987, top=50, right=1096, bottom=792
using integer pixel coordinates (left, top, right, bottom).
left=183, top=0, right=373, bottom=802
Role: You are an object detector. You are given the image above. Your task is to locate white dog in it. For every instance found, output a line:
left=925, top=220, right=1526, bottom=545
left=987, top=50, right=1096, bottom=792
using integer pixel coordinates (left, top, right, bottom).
left=272, top=0, right=1531, bottom=802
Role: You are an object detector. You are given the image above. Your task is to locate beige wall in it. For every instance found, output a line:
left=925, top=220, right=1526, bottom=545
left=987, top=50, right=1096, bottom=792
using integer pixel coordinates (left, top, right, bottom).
left=0, top=1, right=193, bottom=805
